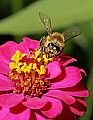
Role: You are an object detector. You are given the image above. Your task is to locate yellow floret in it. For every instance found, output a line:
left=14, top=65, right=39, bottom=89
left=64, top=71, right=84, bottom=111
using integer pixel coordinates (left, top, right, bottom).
left=9, top=62, right=16, bottom=70
left=32, top=63, right=37, bottom=70
left=37, top=65, right=45, bottom=75
left=11, top=50, right=26, bottom=63
left=43, top=55, right=53, bottom=63
left=35, top=50, right=41, bottom=57
left=20, top=62, right=32, bottom=73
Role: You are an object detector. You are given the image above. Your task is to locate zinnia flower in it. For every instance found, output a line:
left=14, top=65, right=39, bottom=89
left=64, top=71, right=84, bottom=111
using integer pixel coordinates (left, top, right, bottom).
left=0, top=37, right=89, bottom=120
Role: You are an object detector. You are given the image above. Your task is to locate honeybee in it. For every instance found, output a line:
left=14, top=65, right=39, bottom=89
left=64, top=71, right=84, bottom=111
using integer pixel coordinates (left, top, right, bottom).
left=38, top=12, right=82, bottom=57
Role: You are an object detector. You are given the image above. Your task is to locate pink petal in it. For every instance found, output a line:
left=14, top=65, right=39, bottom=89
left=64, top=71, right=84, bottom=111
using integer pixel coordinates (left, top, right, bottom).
left=61, top=82, right=89, bottom=97
left=9, top=43, right=29, bottom=56
left=46, top=61, right=61, bottom=79
left=9, top=38, right=39, bottom=57
left=0, top=93, right=24, bottom=108
left=34, top=112, right=47, bottom=120
left=80, top=69, right=87, bottom=76
left=14, top=41, right=29, bottom=54
left=0, top=74, right=13, bottom=91
left=0, top=42, right=17, bottom=64
left=55, top=54, right=72, bottom=62
left=35, top=113, right=46, bottom=120
left=54, top=107, right=76, bottom=120
left=62, top=58, right=77, bottom=67
left=65, top=90, right=89, bottom=97
left=4, top=41, right=17, bottom=46
left=0, top=39, right=31, bottom=65
left=30, top=111, right=53, bottom=120
left=45, top=90, right=75, bottom=105
left=50, top=66, right=82, bottom=89
left=0, top=62, right=9, bottom=75
left=1, top=39, right=31, bottom=63
left=0, top=108, right=9, bottom=120
left=0, top=105, right=30, bottom=120
left=70, top=98, right=87, bottom=116
left=22, top=37, right=39, bottom=50
left=55, top=55, right=77, bottom=67
left=22, top=97, right=48, bottom=109
left=41, top=96, right=62, bottom=118
left=0, top=38, right=38, bottom=65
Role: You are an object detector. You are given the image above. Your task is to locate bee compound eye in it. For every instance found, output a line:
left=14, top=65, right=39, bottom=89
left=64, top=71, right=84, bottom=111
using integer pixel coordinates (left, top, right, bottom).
left=48, top=43, right=54, bottom=47
left=54, top=46, right=60, bottom=53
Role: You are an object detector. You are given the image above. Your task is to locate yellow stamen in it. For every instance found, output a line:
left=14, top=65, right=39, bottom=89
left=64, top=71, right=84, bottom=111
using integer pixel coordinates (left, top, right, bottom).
left=43, top=55, right=53, bottom=63
left=37, top=58, right=42, bottom=62
left=9, top=49, right=51, bottom=97
left=21, top=62, right=32, bottom=73
left=32, top=63, right=37, bottom=70
left=9, top=62, right=16, bottom=70
left=35, top=50, right=40, bottom=57
left=11, top=50, right=26, bottom=63
left=37, top=65, right=45, bottom=75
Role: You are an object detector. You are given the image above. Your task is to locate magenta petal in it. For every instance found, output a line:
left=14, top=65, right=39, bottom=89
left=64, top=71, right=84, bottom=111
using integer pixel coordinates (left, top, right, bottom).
left=62, top=58, right=77, bottom=67
left=46, top=61, right=61, bottom=79
left=80, top=69, right=87, bottom=76
left=45, top=90, right=75, bottom=105
left=50, top=66, right=82, bottom=89
left=0, top=74, right=13, bottom=91
left=41, top=96, right=62, bottom=118
left=0, top=46, right=14, bottom=64
left=31, top=111, right=52, bottom=120
left=0, top=41, right=17, bottom=64
left=0, top=93, right=24, bottom=108
left=66, top=90, right=89, bottom=97
left=15, top=41, right=29, bottom=54
left=22, top=97, right=48, bottom=109
left=0, top=107, right=30, bottom=120
left=0, top=62, right=9, bottom=75
left=55, top=107, right=76, bottom=120
left=22, top=37, right=39, bottom=50
left=70, top=98, right=87, bottom=116
left=0, top=41, right=17, bottom=47
left=9, top=43, right=29, bottom=57
left=0, top=108, right=9, bottom=119
left=8, top=39, right=33, bottom=58
left=35, top=113, right=46, bottom=120
left=62, top=82, right=89, bottom=97
left=34, top=112, right=47, bottom=120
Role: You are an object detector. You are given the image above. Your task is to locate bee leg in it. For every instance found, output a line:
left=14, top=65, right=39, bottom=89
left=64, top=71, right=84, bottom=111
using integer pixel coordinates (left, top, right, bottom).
left=37, top=47, right=42, bottom=57
left=44, top=47, right=49, bottom=57
left=37, top=46, right=45, bottom=57
left=37, top=36, right=48, bottom=57
left=40, top=36, right=47, bottom=46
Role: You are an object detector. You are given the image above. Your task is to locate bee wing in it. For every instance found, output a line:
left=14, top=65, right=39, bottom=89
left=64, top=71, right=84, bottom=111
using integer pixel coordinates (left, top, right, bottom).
left=39, top=12, right=52, bottom=35
left=62, top=26, right=82, bottom=42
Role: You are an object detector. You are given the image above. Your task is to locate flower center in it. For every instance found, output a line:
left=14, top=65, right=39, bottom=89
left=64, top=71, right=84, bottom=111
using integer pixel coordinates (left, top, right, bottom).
left=8, top=50, right=53, bottom=97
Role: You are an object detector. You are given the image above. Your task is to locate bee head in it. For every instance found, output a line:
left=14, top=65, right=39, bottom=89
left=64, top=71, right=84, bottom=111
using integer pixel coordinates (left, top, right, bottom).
left=47, top=43, right=60, bottom=55
left=47, top=32, right=65, bottom=56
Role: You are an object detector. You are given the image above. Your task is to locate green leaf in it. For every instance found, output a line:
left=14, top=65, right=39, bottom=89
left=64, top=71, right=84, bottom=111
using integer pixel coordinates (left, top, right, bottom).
left=0, top=0, right=93, bottom=35
left=10, top=0, right=24, bottom=13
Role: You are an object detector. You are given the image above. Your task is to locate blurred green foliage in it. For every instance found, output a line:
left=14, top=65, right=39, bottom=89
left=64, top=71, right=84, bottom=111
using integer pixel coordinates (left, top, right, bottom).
left=0, top=0, right=93, bottom=120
